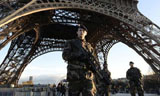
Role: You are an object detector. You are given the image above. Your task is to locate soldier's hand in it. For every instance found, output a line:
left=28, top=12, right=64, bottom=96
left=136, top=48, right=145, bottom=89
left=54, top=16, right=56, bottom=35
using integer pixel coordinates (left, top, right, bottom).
left=79, top=53, right=88, bottom=61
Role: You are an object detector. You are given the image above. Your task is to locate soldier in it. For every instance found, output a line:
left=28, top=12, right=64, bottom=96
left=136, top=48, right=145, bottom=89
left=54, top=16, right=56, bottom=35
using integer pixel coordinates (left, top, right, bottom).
left=62, top=25, right=96, bottom=96
left=97, top=64, right=111, bottom=96
left=126, top=61, right=144, bottom=96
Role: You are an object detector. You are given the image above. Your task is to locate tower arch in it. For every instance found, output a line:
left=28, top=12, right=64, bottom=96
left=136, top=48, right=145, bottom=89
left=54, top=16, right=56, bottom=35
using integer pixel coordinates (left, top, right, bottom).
left=0, top=0, right=160, bottom=85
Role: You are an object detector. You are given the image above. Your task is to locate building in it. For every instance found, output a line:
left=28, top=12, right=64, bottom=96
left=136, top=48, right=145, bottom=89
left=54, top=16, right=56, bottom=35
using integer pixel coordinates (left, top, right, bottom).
left=22, top=76, right=33, bottom=86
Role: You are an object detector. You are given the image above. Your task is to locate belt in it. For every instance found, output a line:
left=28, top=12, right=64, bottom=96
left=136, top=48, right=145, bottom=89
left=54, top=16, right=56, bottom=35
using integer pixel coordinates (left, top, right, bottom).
left=68, top=64, right=87, bottom=69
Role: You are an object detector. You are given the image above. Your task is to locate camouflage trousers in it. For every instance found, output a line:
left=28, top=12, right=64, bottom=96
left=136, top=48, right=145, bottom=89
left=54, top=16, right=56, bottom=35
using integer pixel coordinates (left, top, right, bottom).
left=68, top=79, right=96, bottom=96
left=97, top=84, right=110, bottom=96
left=129, top=81, right=144, bottom=96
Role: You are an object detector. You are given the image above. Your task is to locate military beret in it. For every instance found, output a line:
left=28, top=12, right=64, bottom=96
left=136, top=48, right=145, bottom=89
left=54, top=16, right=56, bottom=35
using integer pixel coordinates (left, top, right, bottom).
left=129, top=61, right=134, bottom=64
left=78, top=24, right=88, bottom=32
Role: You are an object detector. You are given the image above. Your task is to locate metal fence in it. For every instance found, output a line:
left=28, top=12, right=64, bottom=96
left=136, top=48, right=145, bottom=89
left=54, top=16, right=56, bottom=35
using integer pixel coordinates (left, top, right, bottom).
left=0, top=88, right=51, bottom=96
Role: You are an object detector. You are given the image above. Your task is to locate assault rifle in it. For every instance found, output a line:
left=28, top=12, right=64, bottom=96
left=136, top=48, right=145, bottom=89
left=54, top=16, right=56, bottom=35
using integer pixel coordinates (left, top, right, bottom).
left=72, top=39, right=106, bottom=81
left=129, top=76, right=142, bottom=85
left=80, top=46, right=103, bottom=79
left=82, top=47, right=111, bottom=84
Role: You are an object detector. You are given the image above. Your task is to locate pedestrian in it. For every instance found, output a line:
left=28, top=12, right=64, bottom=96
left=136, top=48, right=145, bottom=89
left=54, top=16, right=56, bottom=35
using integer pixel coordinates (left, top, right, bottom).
left=51, top=84, right=56, bottom=96
left=57, top=83, right=62, bottom=96
left=61, top=84, right=66, bottom=96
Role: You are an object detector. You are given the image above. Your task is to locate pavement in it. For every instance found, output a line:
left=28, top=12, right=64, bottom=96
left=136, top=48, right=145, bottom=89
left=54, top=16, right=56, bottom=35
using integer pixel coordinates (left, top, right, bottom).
left=65, top=88, right=159, bottom=96
left=110, top=93, right=159, bottom=96
left=65, top=92, right=159, bottom=96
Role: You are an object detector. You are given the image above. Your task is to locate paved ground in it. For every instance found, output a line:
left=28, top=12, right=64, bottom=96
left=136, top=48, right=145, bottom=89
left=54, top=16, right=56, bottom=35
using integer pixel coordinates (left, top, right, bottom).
left=65, top=92, right=159, bottom=96
left=110, top=93, right=159, bottom=96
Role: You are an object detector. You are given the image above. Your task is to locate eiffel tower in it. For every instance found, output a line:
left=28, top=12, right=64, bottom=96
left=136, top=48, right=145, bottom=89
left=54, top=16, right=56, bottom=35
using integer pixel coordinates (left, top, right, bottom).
left=0, top=0, right=160, bottom=86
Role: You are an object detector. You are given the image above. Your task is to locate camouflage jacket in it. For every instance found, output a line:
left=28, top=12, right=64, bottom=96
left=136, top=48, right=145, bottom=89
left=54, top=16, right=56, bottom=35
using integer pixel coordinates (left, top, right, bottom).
left=101, top=69, right=111, bottom=85
left=62, top=38, right=94, bottom=61
left=126, top=67, right=142, bottom=82
left=62, top=38, right=96, bottom=81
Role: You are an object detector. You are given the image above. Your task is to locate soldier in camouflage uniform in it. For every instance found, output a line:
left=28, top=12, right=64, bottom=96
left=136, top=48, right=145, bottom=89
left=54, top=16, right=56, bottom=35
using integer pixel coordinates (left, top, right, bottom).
left=97, top=64, right=111, bottom=96
left=126, top=61, right=144, bottom=96
left=62, top=25, right=96, bottom=96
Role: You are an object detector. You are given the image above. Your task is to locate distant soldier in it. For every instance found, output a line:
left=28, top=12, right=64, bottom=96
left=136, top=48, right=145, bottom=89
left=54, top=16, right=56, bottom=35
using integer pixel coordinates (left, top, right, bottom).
left=126, top=61, right=144, bottom=96
left=62, top=25, right=96, bottom=96
left=97, top=64, right=111, bottom=96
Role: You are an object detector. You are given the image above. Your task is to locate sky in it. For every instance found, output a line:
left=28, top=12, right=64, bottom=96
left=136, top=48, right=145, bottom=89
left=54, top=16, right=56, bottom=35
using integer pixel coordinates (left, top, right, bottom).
left=0, top=0, right=160, bottom=84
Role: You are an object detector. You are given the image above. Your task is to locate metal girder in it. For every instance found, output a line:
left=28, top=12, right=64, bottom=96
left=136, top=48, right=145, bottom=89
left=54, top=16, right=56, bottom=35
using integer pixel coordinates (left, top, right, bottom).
left=0, top=31, right=66, bottom=85
left=0, top=0, right=159, bottom=43
left=95, top=38, right=118, bottom=69
left=0, top=0, right=160, bottom=86
left=0, top=33, right=35, bottom=85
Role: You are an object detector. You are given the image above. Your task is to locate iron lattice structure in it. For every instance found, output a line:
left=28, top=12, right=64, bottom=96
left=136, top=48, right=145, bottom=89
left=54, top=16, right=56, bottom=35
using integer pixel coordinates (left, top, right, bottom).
left=0, top=0, right=160, bottom=85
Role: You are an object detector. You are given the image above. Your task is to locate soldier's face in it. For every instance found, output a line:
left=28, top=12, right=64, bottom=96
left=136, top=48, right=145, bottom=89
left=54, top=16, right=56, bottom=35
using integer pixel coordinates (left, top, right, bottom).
left=77, top=28, right=87, bottom=39
left=130, top=63, right=134, bottom=67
